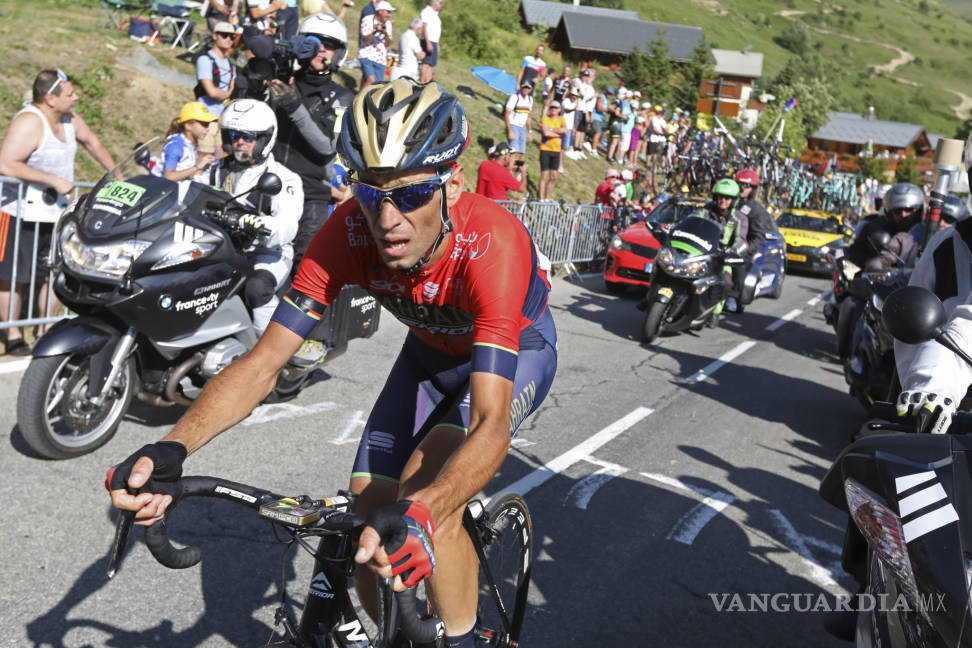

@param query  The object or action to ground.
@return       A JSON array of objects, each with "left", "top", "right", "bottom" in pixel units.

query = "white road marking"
[
  {"left": 767, "top": 508, "right": 841, "bottom": 589},
  {"left": 765, "top": 309, "right": 802, "bottom": 332},
  {"left": 242, "top": 401, "right": 339, "bottom": 426},
  {"left": 641, "top": 472, "right": 735, "bottom": 545},
  {"left": 493, "top": 407, "right": 653, "bottom": 498},
  {"left": 688, "top": 341, "right": 757, "bottom": 383},
  {"left": 563, "top": 457, "right": 628, "bottom": 510},
  {"left": 331, "top": 410, "right": 366, "bottom": 445},
  {"left": 807, "top": 289, "right": 831, "bottom": 307},
  {"left": 511, "top": 438, "right": 536, "bottom": 449}
]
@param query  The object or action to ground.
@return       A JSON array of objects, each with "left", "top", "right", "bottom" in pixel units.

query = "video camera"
[{"left": 237, "top": 41, "right": 295, "bottom": 100}]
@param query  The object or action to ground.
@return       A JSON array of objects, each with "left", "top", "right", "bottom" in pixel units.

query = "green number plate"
[{"left": 96, "top": 181, "right": 146, "bottom": 207}]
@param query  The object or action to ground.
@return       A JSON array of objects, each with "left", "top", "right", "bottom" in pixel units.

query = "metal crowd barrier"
[
  {"left": 497, "top": 200, "right": 614, "bottom": 280},
  {"left": 0, "top": 176, "right": 94, "bottom": 332}
]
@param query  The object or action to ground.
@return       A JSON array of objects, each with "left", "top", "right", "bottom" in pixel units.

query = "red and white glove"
[{"left": 364, "top": 500, "right": 436, "bottom": 588}]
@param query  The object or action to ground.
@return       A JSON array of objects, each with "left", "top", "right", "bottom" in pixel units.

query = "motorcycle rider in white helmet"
[
  {"left": 211, "top": 98, "right": 303, "bottom": 335},
  {"left": 893, "top": 139, "right": 972, "bottom": 436}
]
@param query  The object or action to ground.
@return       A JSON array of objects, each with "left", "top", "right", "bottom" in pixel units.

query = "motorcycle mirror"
[
  {"left": 257, "top": 173, "right": 282, "bottom": 197},
  {"left": 868, "top": 229, "right": 892, "bottom": 252},
  {"left": 881, "top": 286, "right": 946, "bottom": 344}
]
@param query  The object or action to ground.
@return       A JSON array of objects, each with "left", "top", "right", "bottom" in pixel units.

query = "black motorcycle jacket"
[
  {"left": 273, "top": 70, "right": 354, "bottom": 203},
  {"left": 847, "top": 213, "right": 920, "bottom": 270},
  {"left": 735, "top": 197, "right": 769, "bottom": 257}
]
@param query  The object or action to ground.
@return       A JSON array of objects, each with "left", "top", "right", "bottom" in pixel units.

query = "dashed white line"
[
  {"left": 494, "top": 407, "right": 653, "bottom": 498},
  {"left": 765, "top": 309, "right": 803, "bottom": 332},
  {"left": 688, "top": 341, "right": 757, "bottom": 383}
]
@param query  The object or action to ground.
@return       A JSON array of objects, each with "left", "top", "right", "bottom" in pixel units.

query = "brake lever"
[{"left": 107, "top": 509, "right": 135, "bottom": 579}]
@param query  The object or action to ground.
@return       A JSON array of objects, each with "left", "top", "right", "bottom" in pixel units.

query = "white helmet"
[
  {"left": 220, "top": 99, "right": 278, "bottom": 164},
  {"left": 297, "top": 13, "right": 348, "bottom": 72}
]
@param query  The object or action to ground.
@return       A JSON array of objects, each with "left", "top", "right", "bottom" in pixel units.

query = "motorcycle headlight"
[
  {"left": 818, "top": 245, "right": 830, "bottom": 257},
  {"left": 59, "top": 221, "right": 151, "bottom": 280},
  {"left": 657, "top": 247, "right": 674, "bottom": 267},
  {"left": 681, "top": 259, "right": 709, "bottom": 277},
  {"left": 611, "top": 235, "right": 631, "bottom": 252},
  {"left": 151, "top": 242, "right": 218, "bottom": 271},
  {"left": 844, "top": 478, "right": 920, "bottom": 604}
]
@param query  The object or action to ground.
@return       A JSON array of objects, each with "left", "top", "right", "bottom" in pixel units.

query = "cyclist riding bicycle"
[{"left": 106, "top": 78, "right": 558, "bottom": 648}]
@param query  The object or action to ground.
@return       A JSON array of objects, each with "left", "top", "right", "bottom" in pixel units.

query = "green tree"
[
  {"left": 857, "top": 155, "right": 889, "bottom": 180},
  {"left": 621, "top": 35, "right": 674, "bottom": 106},
  {"left": 776, "top": 21, "right": 812, "bottom": 54},
  {"left": 673, "top": 39, "right": 715, "bottom": 112},
  {"left": 895, "top": 151, "right": 920, "bottom": 183}
]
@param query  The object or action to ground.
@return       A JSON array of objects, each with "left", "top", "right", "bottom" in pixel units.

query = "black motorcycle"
[
  {"left": 821, "top": 286, "right": 972, "bottom": 646},
  {"left": 842, "top": 267, "right": 910, "bottom": 409},
  {"left": 639, "top": 214, "right": 744, "bottom": 343},
  {"left": 17, "top": 139, "right": 379, "bottom": 459}
]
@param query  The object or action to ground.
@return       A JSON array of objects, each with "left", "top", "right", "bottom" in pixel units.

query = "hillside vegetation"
[{"left": 2, "top": 0, "right": 971, "bottom": 203}]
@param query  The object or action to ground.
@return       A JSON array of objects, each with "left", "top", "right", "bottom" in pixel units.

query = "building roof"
[
  {"left": 927, "top": 133, "right": 946, "bottom": 152},
  {"left": 520, "top": 0, "right": 639, "bottom": 27},
  {"left": 553, "top": 12, "right": 704, "bottom": 61},
  {"left": 810, "top": 112, "right": 926, "bottom": 149},
  {"left": 711, "top": 48, "right": 763, "bottom": 79}
]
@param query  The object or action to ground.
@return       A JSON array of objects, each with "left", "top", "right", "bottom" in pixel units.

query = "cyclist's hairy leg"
[
  {"left": 397, "top": 424, "right": 479, "bottom": 637},
  {"left": 349, "top": 475, "right": 399, "bottom": 621}
]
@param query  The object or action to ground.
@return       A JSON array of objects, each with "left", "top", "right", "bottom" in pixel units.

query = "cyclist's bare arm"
[{"left": 108, "top": 322, "right": 304, "bottom": 525}]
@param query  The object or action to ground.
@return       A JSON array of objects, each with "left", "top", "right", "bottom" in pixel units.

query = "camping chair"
[
  {"left": 149, "top": 0, "right": 201, "bottom": 49},
  {"left": 99, "top": 0, "right": 150, "bottom": 29}
]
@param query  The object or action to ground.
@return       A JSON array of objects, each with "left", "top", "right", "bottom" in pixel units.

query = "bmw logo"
[{"left": 159, "top": 295, "right": 173, "bottom": 310}]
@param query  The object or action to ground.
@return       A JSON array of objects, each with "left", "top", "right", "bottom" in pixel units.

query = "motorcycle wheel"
[
  {"left": 642, "top": 300, "right": 668, "bottom": 344},
  {"left": 17, "top": 354, "right": 135, "bottom": 459},
  {"left": 835, "top": 298, "right": 859, "bottom": 359},
  {"left": 771, "top": 266, "right": 785, "bottom": 299}
]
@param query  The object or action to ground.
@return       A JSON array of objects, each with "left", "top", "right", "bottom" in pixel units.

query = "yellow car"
[{"left": 775, "top": 209, "right": 852, "bottom": 274}]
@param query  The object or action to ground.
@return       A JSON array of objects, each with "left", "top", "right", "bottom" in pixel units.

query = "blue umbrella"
[{"left": 471, "top": 66, "right": 517, "bottom": 96}]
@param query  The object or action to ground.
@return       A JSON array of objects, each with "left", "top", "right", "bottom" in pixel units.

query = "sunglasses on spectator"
[
  {"left": 46, "top": 69, "right": 69, "bottom": 96},
  {"left": 215, "top": 31, "right": 235, "bottom": 38},
  {"left": 226, "top": 130, "right": 258, "bottom": 142},
  {"left": 350, "top": 170, "right": 453, "bottom": 212}
]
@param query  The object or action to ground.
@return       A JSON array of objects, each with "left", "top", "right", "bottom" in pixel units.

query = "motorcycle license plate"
[
  {"left": 644, "top": 262, "right": 652, "bottom": 272},
  {"left": 658, "top": 286, "right": 674, "bottom": 298},
  {"left": 787, "top": 253, "right": 807, "bottom": 263}
]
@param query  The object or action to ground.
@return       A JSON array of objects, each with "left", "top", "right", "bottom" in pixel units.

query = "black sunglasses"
[
  {"left": 350, "top": 170, "right": 452, "bottom": 213},
  {"left": 226, "top": 130, "right": 257, "bottom": 142}
]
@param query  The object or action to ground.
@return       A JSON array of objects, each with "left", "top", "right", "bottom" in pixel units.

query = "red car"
[{"left": 603, "top": 198, "right": 707, "bottom": 293}]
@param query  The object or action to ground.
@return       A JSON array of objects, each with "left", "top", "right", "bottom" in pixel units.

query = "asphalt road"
[{"left": 0, "top": 270, "right": 865, "bottom": 647}]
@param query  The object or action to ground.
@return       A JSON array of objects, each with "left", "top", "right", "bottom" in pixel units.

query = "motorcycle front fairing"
[{"left": 821, "top": 433, "right": 972, "bottom": 645}]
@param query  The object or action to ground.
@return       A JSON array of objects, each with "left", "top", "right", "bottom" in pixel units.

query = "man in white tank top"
[{"left": 0, "top": 69, "right": 116, "bottom": 354}]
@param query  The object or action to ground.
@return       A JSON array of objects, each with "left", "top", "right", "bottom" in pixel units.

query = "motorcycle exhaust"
[{"left": 162, "top": 352, "right": 205, "bottom": 407}]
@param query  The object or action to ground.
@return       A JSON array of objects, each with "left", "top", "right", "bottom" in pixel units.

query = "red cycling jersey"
[{"left": 271, "top": 191, "right": 555, "bottom": 381}]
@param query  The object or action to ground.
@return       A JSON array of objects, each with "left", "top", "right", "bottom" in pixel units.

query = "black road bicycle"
[{"left": 107, "top": 476, "right": 533, "bottom": 647}]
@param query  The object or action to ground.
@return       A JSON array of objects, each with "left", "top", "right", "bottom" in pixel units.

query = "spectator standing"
[
  {"left": 419, "top": 0, "right": 442, "bottom": 83},
  {"left": 646, "top": 105, "right": 667, "bottom": 171},
  {"left": 605, "top": 90, "right": 630, "bottom": 164},
  {"left": 300, "top": 0, "right": 352, "bottom": 20},
  {"left": 515, "top": 44, "right": 546, "bottom": 91},
  {"left": 618, "top": 89, "right": 636, "bottom": 167},
  {"left": 159, "top": 102, "right": 218, "bottom": 183},
  {"left": 504, "top": 81, "right": 534, "bottom": 167},
  {"left": 476, "top": 143, "right": 527, "bottom": 200},
  {"left": 358, "top": 0, "right": 395, "bottom": 89},
  {"left": 549, "top": 66, "right": 572, "bottom": 108},
  {"left": 541, "top": 68, "right": 555, "bottom": 104},
  {"left": 628, "top": 114, "right": 644, "bottom": 168},
  {"left": 538, "top": 101, "right": 566, "bottom": 201},
  {"left": 390, "top": 18, "right": 425, "bottom": 80},
  {"left": 629, "top": 168, "right": 651, "bottom": 210},
  {"left": 205, "top": 0, "right": 240, "bottom": 31},
  {"left": 246, "top": 0, "right": 286, "bottom": 32},
  {"left": 195, "top": 22, "right": 238, "bottom": 117},
  {"left": 561, "top": 88, "right": 579, "bottom": 160},
  {"left": 588, "top": 85, "right": 611, "bottom": 158},
  {"left": 572, "top": 69, "right": 594, "bottom": 158},
  {"left": 0, "top": 69, "right": 116, "bottom": 353}
]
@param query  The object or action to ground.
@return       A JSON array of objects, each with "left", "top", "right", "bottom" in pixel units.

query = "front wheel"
[
  {"left": 473, "top": 492, "right": 532, "bottom": 648},
  {"left": 17, "top": 354, "right": 135, "bottom": 459},
  {"left": 642, "top": 299, "right": 668, "bottom": 344}
]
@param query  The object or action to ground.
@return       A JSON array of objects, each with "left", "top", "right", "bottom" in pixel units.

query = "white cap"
[
  {"left": 375, "top": 0, "right": 395, "bottom": 10},
  {"left": 621, "top": 169, "right": 633, "bottom": 181}
]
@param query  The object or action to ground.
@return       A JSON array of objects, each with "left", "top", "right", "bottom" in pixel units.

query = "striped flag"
[{"left": 782, "top": 98, "right": 799, "bottom": 113}]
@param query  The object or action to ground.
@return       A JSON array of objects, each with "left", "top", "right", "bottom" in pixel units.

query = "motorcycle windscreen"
[
  {"left": 667, "top": 215, "right": 723, "bottom": 257},
  {"left": 80, "top": 138, "right": 184, "bottom": 239}
]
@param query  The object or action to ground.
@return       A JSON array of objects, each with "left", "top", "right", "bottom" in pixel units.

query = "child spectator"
[{"left": 158, "top": 102, "right": 218, "bottom": 183}]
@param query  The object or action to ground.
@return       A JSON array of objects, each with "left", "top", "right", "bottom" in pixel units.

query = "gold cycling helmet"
[{"left": 338, "top": 79, "right": 470, "bottom": 176}]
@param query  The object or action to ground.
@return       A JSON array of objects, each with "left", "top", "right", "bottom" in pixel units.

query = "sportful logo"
[
  {"left": 174, "top": 222, "right": 205, "bottom": 243},
  {"left": 368, "top": 430, "right": 395, "bottom": 454},
  {"left": 308, "top": 571, "right": 334, "bottom": 599},
  {"left": 895, "top": 471, "right": 959, "bottom": 543}
]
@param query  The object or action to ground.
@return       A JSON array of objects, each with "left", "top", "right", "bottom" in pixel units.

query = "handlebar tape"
[{"left": 395, "top": 588, "right": 445, "bottom": 644}]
